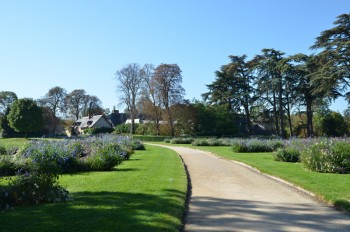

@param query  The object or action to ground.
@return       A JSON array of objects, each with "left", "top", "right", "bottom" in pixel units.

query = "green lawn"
[
  {"left": 0, "top": 138, "right": 28, "bottom": 148},
  {"left": 187, "top": 145, "right": 350, "bottom": 213},
  {"left": 0, "top": 145, "right": 187, "bottom": 232}
]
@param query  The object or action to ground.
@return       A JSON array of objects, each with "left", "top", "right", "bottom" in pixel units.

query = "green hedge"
[{"left": 132, "top": 135, "right": 172, "bottom": 142}]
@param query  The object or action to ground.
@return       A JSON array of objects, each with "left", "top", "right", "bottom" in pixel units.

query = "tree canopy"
[{"left": 8, "top": 98, "right": 43, "bottom": 137}]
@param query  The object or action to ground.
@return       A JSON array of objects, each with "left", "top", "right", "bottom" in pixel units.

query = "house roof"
[{"left": 75, "top": 115, "right": 112, "bottom": 128}]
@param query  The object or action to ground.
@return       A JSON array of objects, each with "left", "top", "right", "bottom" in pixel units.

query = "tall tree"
[
  {"left": 139, "top": 64, "right": 163, "bottom": 135},
  {"left": 0, "top": 91, "right": 17, "bottom": 116},
  {"left": 152, "top": 64, "right": 185, "bottom": 136},
  {"left": 8, "top": 98, "right": 43, "bottom": 138},
  {"left": 253, "top": 49, "right": 286, "bottom": 138},
  {"left": 65, "top": 89, "right": 87, "bottom": 120},
  {"left": 82, "top": 95, "right": 104, "bottom": 117},
  {"left": 115, "top": 63, "right": 145, "bottom": 134},
  {"left": 311, "top": 13, "right": 350, "bottom": 102},
  {"left": 203, "top": 55, "right": 256, "bottom": 134},
  {"left": 287, "top": 53, "right": 325, "bottom": 137},
  {"left": 38, "top": 86, "right": 66, "bottom": 134}
]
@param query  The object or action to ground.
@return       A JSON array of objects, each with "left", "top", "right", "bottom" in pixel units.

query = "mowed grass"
[
  {"left": 0, "top": 145, "right": 187, "bottom": 232},
  {"left": 188, "top": 146, "right": 350, "bottom": 213},
  {"left": 0, "top": 138, "right": 28, "bottom": 148}
]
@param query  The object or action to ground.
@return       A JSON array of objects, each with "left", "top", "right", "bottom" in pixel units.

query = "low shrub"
[
  {"left": 273, "top": 148, "right": 301, "bottom": 162},
  {"left": 0, "top": 146, "right": 6, "bottom": 155},
  {"left": 85, "top": 143, "right": 124, "bottom": 171},
  {"left": 301, "top": 140, "right": 350, "bottom": 174},
  {"left": 133, "top": 135, "right": 172, "bottom": 142},
  {"left": 191, "top": 138, "right": 229, "bottom": 146},
  {"left": 85, "top": 127, "right": 114, "bottom": 135},
  {"left": 170, "top": 137, "right": 194, "bottom": 144},
  {"left": 7, "top": 173, "right": 70, "bottom": 206},
  {"left": 0, "top": 155, "right": 16, "bottom": 176},
  {"left": 232, "top": 139, "right": 283, "bottom": 152}
]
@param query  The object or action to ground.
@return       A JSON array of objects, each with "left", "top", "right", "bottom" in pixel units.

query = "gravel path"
[{"left": 156, "top": 145, "right": 350, "bottom": 232}]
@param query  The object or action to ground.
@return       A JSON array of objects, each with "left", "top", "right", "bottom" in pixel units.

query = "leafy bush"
[
  {"left": 301, "top": 140, "right": 350, "bottom": 173},
  {"left": 7, "top": 173, "right": 70, "bottom": 206},
  {"left": 273, "top": 148, "right": 301, "bottom": 162},
  {"left": 85, "top": 127, "right": 114, "bottom": 135},
  {"left": 0, "top": 155, "right": 16, "bottom": 176},
  {"left": 85, "top": 143, "right": 124, "bottom": 171},
  {"left": 0, "top": 146, "right": 6, "bottom": 155}
]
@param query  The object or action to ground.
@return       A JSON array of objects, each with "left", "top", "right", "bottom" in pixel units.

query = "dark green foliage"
[
  {"left": 0, "top": 146, "right": 6, "bottom": 155},
  {"left": 7, "top": 173, "right": 70, "bottom": 206},
  {"left": 85, "top": 127, "right": 114, "bottom": 135},
  {"left": 114, "top": 124, "right": 133, "bottom": 134},
  {"left": 0, "top": 108, "right": 19, "bottom": 138},
  {"left": 321, "top": 112, "right": 348, "bottom": 137},
  {"left": 0, "top": 155, "right": 16, "bottom": 176},
  {"left": 302, "top": 140, "right": 350, "bottom": 173},
  {"left": 273, "top": 148, "right": 301, "bottom": 162},
  {"left": 133, "top": 135, "right": 171, "bottom": 142},
  {"left": 8, "top": 98, "right": 43, "bottom": 136}
]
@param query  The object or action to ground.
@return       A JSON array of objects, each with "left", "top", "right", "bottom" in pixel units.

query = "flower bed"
[{"left": 0, "top": 135, "right": 145, "bottom": 211}]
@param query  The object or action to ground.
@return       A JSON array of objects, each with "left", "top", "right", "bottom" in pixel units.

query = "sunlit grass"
[
  {"left": 0, "top": 145, "right": 187, "bottom": 232},
  {"left": 0, "top": 138, "right": 28, "bottom": 148}
]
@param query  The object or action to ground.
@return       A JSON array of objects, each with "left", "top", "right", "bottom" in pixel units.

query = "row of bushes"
[
  {"left": 164, "top": 137, "right": 350, "bottom": 174},
  {"left": 0, "top": 136, "right": 144, "bottom": 176},
  {"left": 274, "top": 139, "right": 350, "bottom": 174},
  {"left": 0, "top": 135, "right": 145, "bottom": 210}
]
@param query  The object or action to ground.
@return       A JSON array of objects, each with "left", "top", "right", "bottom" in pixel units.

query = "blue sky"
[{"left": 0, "top": 0, "right": 348, "bottom": 113}]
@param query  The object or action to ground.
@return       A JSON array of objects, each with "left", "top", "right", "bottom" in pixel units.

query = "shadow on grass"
[
  {"left": 186, "top": 196, "right": 350, "bottom": 231},
  {"left": 0, "top": 190, "right": 186, "bottom": 232}
]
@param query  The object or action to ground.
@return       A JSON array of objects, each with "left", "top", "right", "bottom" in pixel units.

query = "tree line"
[
  {"left": 0, "top": 88, "right": 105, "bottom": 137},
  {"left": 1, "top": 13, "right": 349, "bottom": 138},
  {"left": 116, "top": 13, "right": 350, "bottom": 138}
]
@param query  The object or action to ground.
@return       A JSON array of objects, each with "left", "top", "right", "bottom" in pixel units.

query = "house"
[
  {"left": 107, "top": 110, "right": 129, "bottom": 127},
  {"left": 72, "top": 115, "right": 113, "bottom": 135}
]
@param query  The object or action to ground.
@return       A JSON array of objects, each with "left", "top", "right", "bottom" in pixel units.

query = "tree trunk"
[
  {"left": 272, "top": 91, "right": 280, "bottom": 136},
  {"left": 306, "top": 98, "right": 314, "bottom": 138},
  {"left": 278, "top": 75, "right": 285, "bottom": 139},
  {"left": 243, "top": 103, "right": 252, "bottom": 135},
  {"left": 286, "top": 102, "right": 293, "bottom": 137}
]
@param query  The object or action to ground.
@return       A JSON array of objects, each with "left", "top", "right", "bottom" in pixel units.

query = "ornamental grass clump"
[
  {"left": 170, "top": 137, "right": 194, "bottom": 144},
  {"left": 301, "top": 139, "right": 350, "bottom": 174},
  {"left": 232, "top": 139, "right": 283, "bottom": 152}
]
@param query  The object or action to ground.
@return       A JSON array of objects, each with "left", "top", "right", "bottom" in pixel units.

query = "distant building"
[
  {"left": 72, "top": 115, "right": 113, "bottom": 135},
  {"left": 107, "top": 110, "right": 129, "bottom": 127}
]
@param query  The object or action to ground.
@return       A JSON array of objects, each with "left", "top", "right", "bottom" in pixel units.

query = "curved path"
[{"left": 157, "top": 145, "right": 350, "bottom": 232}]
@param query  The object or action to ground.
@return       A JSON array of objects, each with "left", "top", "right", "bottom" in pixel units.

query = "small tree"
[{"left": 8, "top": 98, "right": 43, "bottom": 137}]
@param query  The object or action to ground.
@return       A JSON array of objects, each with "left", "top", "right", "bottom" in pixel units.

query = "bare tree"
[
  {"left": 38, "top": 86, "right": 67, "bottom": 134},
  {"left": 153, "top": 64, "right": 185, "bottom": 136},
  {"left": 82, "top": 95, "right": 104, "bottom": 117},
  {"left": 115, "top": 63, "right": 145, "bottom": 134},
  {"left": 65, "top": 89, "right": 87, "bottom": 120},
  {"left": 139, "top": 64, "right": 163, "bottom": 135}
]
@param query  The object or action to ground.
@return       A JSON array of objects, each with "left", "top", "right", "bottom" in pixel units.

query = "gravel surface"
[{"left": 157, "top": 145, "right": 350, "bottom": 232}]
